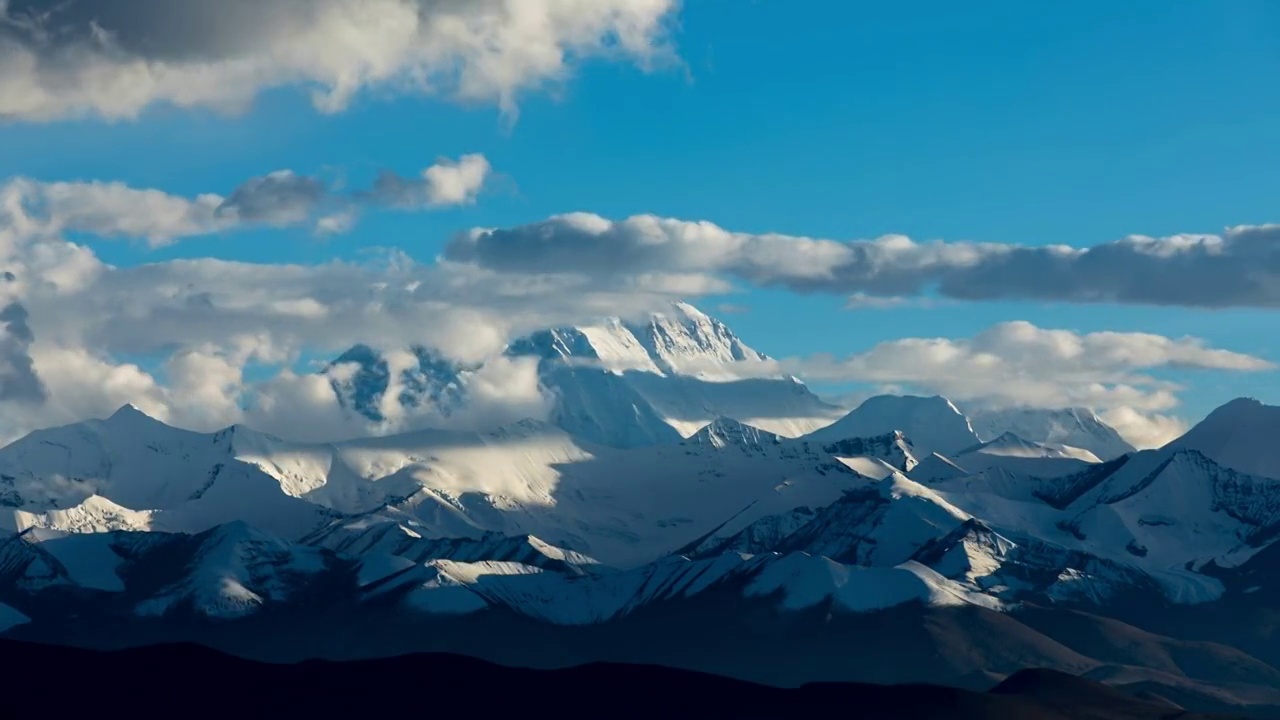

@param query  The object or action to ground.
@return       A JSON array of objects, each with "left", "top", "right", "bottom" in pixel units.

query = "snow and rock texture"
[
  {"left": 802, "top": 395, "right": 981, "bottom": 458},
  {"left": 967, "top": 407, "right": 1136, "bottom": 462},
  {"left": 392, "top": 551, "right": 998, "bottom": 625},
  {"left": 319, "top": 420, "right": 866, "bottom": 568},
  {"left": 0, "top": 406, "right": 871, "bottom": 569},
  {"left": 133, "top": 521, "right": 333, "bottom": 619},
  {"left": 809, "top": 430, "right": 918, "bottom": 479},
  {"left": 326, "top": 302, "right": 846, "bottom": 446},
  {"left": 0, "top": 410, "right": 337, "bottom": 540},
  {"left": 304, "top": 520, "right": 603, "bottom": 576}
]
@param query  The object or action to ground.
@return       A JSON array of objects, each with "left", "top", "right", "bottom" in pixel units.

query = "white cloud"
[
  {"left": 1097, "top": 407, "right": 1189, "bottom": 450},
  {"left": 0, "top": 0, "right": 679, "bottom": 122},
  {"left": 0, "top": 154, "right": 492, "bottom": 247},
  {"left": 391, "top": 153, "right": 492, "bottom": 208},
  {"left": 447, "top": 213, "right": 1280, "bottom": 309},
  {"left": 761, "top": 322, "right": 1273, "bottom": 448}
]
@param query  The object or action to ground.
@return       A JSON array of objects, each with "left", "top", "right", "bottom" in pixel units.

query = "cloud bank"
[
  {"left": 448, "top": 213, "right": 1280, "bottom": 308},
  {"left": 0, "top": 0, "right": 679, "bottom": 121},
  {"left": 0, "top": 172, "right": 1274, "bottom": 449}
]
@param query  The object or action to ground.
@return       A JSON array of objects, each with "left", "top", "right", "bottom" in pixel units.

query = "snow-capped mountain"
[
  {"left": 0, "top": 396, "right": 1278, "bottom": 713},
  {"left": 0, "top": 408, "right": 873, "bottom": 568},
  {"left": 323, "top": 302, "right": 846, "bottom": 446},
  {"left": 801, "top": 395, "right": 981, "bottom": 458},
  {"left": 0, "top": 406, "right": 336, "bottom": 538},
  {"left": 967, "top": 407, "right": 1136, "bottom": 462}
]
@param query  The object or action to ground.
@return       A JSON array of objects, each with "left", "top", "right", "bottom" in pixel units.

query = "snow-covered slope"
[
  {"left": 967, "top": 407, "right": 1135, "bottom": 461},
  {"left": 962, "top": 433, "right": 1101, "bottom": 463},
  {"left": 133, "top": 522, "right": 333, "bottom": 619},
  {"left": 395, "top": 551, "right": 997, "bottom": 625},
  {"left": 1167, "top": 397, "right": 1280, "bottom": 479},
  {"left": 801, "top": 395, "right": 980, "bottom": 458},
  {"left": 802, "top": 430, "right": 918, "bottom": 479},
  {"left": 909, "top": 519, "right": 1161, "bottom": 604},
  {"left": 303, "top": 519, "right": 603, "bottom": 576},
  {"left": 910, "top": 433, "right": 1100, "bottom": 482},
  {"left": 0, "top": 413, "right": 337, "bottom": 539},
  {"left": 323, "top": 419, "right": 867, "bottom": 568},
  {"left": 0, "top": 408, "right": 872, "bottom": 568}
]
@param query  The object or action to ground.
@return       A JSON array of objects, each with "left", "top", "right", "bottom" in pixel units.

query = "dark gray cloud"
[
  {"left": 445, "top": 214, "right": 1280, "bottom": 308},
  {"left": 0, "top": 0, "right": 679, "bottom": 121},
  {"left": 216, "top": 171, "right": 331, "bottom": 226},
  {"left": 0, "top": 301, "right": 46, "bottom": 403},
  {"left": 2, "top": 0, "right": 312, "bottom": 60}
]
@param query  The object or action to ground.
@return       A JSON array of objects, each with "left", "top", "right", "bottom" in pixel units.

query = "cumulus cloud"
[
  {"left": 371, "top": 153, "right": 492, "bottom": 209},
  {"left": 1, "top": 153, "right": 492, "bottom": 246},
  {"left": 1097, "top": 407, "right": 1189, "bottom": 451},
  {"left": 0, "top": 0, "right": 679, "bottom": 122},
  {"left": 753, "top": 322, "right": 1273, "bottom": 448},
  {"left": 654, "top": 320, "right": 1273, "bottom": 448},
  {"left": 447, "top": 213, "right": 1280, "bottom": 309}
]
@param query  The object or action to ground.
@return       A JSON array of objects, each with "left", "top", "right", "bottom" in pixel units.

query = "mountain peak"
[
  {"left": 966, "top": 406, "right": 1134, "bottom": 461},
  {"left": 106, "top": 403, "right": 162, "bottom": 424},
  {"left": 689, "top": 417, "right": 780, "bottom": 449},
  {"left": 1170, "top": 396, "right": 1280, "bottom": 478},
  {"left": 804, "top": 394, "right": 979, "bottom": 457}
]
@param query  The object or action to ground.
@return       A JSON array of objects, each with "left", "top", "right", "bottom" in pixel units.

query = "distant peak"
[
  {"left": 669, "top": 300, "right": 707, "bottom": 319},
  {"left": 1217, "top": 397, "right": 1264, "bottom": 412},
  {"left": 690, "top": 417, "right": 780, "bottom": 449},
  {"left": 988, "top": 431, "right": 1035, "bottom": 447},
  {"left": 106, "top": 403, "right": 160, "bottom": 423}
]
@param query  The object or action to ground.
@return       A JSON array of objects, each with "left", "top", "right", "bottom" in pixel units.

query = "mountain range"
[{"left": 0, "top": 303, "right": 1277, "bottom": 716}]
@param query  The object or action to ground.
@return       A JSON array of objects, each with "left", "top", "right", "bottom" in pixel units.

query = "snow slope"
[
  {"left": 396, "top": 551, "right": 998, "bottom": 624},
  {"left": 1168, "top": 397, "right": 1280, "bottom": 479},
  {"left": 0, "top": 408, "right": 872, "bottom": 568},
  {"left": 0, "top": 412, "right": 336, "bottom": 539},
  {"left": 134, "top": 521, "right": 331, "bottom": 619},
  {"left": 325, "top": 419, "right": 867, "bottom": 567},
  {"left": 802, "top": 430, "right": 919, "bottom": 479},
  {"left": 967, "top": 407, "right": 1135, "bottom": 461},
  {"left": 802, "top": 395, "right": 980, "bottom": 458},
  {"left": 909, "top": 433, "right": 1100, "bottom": 482}
]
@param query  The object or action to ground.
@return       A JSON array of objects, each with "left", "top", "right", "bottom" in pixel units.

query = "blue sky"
[{"left": 0, "top": 0, "right": 1276, "bottom": 442}]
